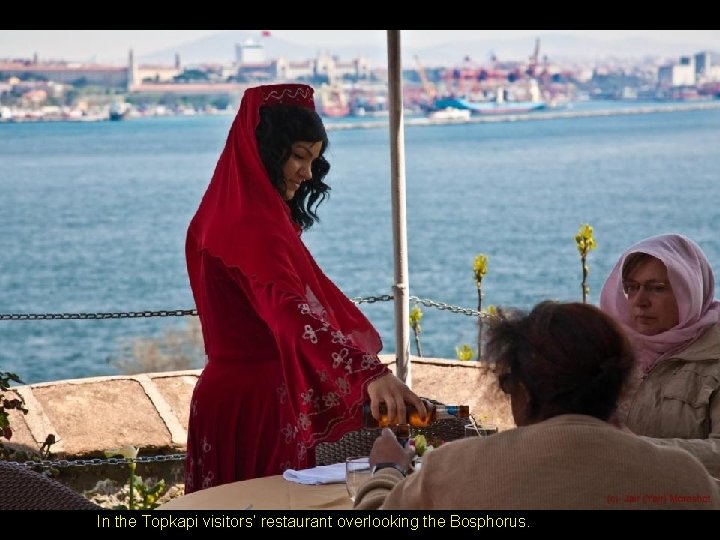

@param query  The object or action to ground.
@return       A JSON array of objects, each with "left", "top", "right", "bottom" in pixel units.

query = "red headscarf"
[{"left": 186, "top": 83, "right": 382, "bottom": 362}]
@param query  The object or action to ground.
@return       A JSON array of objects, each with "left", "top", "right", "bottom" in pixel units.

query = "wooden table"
[{"left": 158, "top": 474, "right": 353, "bottom": 510}]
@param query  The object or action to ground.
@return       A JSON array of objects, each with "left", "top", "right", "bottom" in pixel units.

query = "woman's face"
[
  {"left": 623, "top": 256, "right": 679, "bottom": 335},
  {"left": 281, "top": 140, "right": 322, "bottom": 200}
]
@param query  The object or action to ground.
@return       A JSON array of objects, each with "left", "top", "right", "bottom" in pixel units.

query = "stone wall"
[{"left": 4, "top": 355, "right": 512, "bottom": 490}]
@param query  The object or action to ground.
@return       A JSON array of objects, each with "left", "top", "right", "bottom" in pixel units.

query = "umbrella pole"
[{"left": 386, "top": 30, "right": 411, "bottom": 387}]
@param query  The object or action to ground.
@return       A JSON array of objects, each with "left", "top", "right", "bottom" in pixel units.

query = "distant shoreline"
[
  {"left": 326, "top": 100, "right": 720, "bottom": 131},
  {"left": 2, "top": 100, "right": 718, "bottom": 128}
]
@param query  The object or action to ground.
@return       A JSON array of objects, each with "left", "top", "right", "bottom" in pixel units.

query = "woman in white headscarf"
[{"left": 600, "top": 233, "right": 720, "bottom": 478}]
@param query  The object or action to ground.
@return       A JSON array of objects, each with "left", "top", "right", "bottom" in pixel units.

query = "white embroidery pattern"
[
  {"left": 202, "top": 470, "right": 215, "bottom": 490},
  {"left": 281, "top": 423, "right": 298, "bottom": 444},
  {"left": 361, "top": 353, "right": 381, "bottom": 370},
  {"left": 297, "top": 442, "right": 308, "bottom": 461},
  {"left": 300, "top": 388, "right": 314, "bottom": 405},
  {"left": 263, "top": 86, "right": 314, "bottom": 108},
  {"left": 202, "top": 437, "right": 211, "bottom": 453},
  {"left": 299, "top": 303, "right": 311, "bottom": 315},
  {"left": 302, "top": 324, "right": 318, "bottom": 343},
  {"left": 322, "top": 392, "right": 340, "bottom": 408},
  {"left": 331, "top": 329, "right": 348, "bottom": 345},
  {"left": 297, "top": 412, "right": 311, "bottom": 431},
  {"left": 335, "top": 377, "right": 350, "bottom": 396},
  {"left": 331, "top": 348, "right": 349, "bottom": 369}
]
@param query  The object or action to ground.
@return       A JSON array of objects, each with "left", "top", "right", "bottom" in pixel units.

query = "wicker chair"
[
  {"left": 0, "top": 461, "right": 102, "bottom": 510},
  {"left": 315, "top": 398, "right": 469, "bottom": 465},
  {"left": 315, "top": 428, "right": 380, "bottom": 466}
]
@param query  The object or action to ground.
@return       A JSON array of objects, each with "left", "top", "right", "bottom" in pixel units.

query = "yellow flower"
[
  {"left": 455, "top": 344, "right": 474, "bottom": 361},
  {"left": 409, "top": 305, "right": 423, "bottom": 331},
  {"left": 473, "top": 254, "right": 489, "bottom": 284},
  {"left": 575, "top": 223, "right": 597, "bottom": 256}
]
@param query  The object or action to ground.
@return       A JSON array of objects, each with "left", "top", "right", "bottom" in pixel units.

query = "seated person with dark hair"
[{"left": 354, "top": 301, "right": 720, "bottom": 510}]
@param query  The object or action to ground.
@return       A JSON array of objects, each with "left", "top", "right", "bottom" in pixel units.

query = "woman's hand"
[
  {"left": 369, "top": 427, "right": 415, "bottom": 471},
  {"left": 366, "top": 373, "right": 427, "bottom": 425}
]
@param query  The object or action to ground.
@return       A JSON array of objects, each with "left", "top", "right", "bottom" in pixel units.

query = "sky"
[{"left": 2, "top": 30, "right": 719, "bottom": 63}]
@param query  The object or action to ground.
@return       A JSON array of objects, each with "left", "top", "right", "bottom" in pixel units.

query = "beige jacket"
[
  {"left": 624, "top": 322, "right": 720, "bottom": 479},
  {"left": 354, "top": 415, "right": 720, "bottom": 510}
]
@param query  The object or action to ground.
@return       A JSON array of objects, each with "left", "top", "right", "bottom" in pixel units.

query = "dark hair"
[
  {"left": 255, "top": 105, "right": 331, "bottom": 230},
  {"left": 484, "top": 301, "right": 634, "bottom": 422},
  {"left": 621, "top": 252, "right": 655, "bottom": 281}
]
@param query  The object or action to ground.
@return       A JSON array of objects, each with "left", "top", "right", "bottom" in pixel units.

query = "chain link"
[
  {"left": 410, "top": 296, "right": 486, "bottom": 318},
  {"left": 0, "top": 297, "right": 487, "bottom": 320},
  {"left": 351, "top": 294, "right": 485, "bottom": 318},
  {"left": 0, "top": 309, "right": 197, "bottom": 321},
  {"left": 350, "top": 294, "right": 393, "bottom": 304},
  {"left": 13, "top": 453, "right": 187, "bottom": 469}
]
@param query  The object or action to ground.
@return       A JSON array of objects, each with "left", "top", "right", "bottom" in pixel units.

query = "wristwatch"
[{"left": 371, "top": 462, "right": 407, "bottom": 477}]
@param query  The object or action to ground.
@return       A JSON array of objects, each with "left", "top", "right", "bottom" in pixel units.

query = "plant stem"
[
  {"left": 128, "top": 463, "right": 136, "bottom": 510},
  {"left": 477, "top": 284, "right": 483, "bottom": 359},
  {"left": 414, "top": 332, "right": 423, "bottom": 357}
]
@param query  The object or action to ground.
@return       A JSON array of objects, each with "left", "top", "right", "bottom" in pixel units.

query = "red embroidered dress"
[{"left": 184, "top": 84, "right": 390, "bottom": 493}]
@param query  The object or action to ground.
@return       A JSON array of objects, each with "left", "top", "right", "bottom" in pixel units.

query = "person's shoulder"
[
  {"left": 674, "top": 322, "right": 720, "bottom": 364},
  {"left": 642, "top": 437, "right": 718, "bottom": 477}
]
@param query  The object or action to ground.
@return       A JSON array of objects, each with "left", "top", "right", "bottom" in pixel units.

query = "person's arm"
[
  {"left": 226, "top": 264, "right": 390, "bottom": 444},
  {"left": 354, "top": 468, "right": 406, "bottom": 509},
  {"left": 354, "top": 428, "right": 424, "bottom": 510}
]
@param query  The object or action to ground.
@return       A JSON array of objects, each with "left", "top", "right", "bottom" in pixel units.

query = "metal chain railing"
[
  {"left": 0, "top": 295, "right": 484, "bottom": 320},
  {"left": 410, "top": 295, "right": 483, "bottom": 318},
  {"left": 350, "top": 294, "right": 394, "bottom": 304},
  {"left": 0, "top": 309, "right": 197, "bottom": 321},
  {"left": 18, "top": 453, "right": 186, "bottom": 470},
  {"left": 2, "top": 294, "right": 485, "bottom": 470}
]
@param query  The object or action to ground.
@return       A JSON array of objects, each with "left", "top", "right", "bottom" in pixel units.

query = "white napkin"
[{"left": 282, "top": 463, "right": 347, "bottom": 485}]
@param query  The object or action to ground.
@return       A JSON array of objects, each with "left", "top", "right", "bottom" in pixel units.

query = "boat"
[
  {"left": 317, "top": 84, "right": 350, "bottom": 118},
  {"left": 108, "top": 101, "right": 131, "bottom": 121},
  {"left": 433, "top": 96, "right": 546, "bottom": 115},
  {"left": 434, "top": 80, "right": 546, "bottom": 115},
  {"left": 427, "top": 107, "right": 471, "bottom": 121},
  {"left": 320, "top": 102, "right": 350, "bottom": 118}
]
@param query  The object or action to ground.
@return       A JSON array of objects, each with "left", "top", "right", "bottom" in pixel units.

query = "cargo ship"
[{"left": 432, "top": 96, "right": 546, "bottom": 115}]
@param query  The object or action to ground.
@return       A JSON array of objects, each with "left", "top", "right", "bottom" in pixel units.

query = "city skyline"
[{"left": 2, "top": 30, "right": 719, "bottom": 64}]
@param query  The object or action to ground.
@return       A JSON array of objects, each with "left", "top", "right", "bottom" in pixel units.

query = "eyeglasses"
[{"left": 622, "top": 281, "right": 671, "bottom": 297}]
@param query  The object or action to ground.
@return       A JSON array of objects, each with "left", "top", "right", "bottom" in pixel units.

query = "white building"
[
  {"left": 658, "top": 55, "right": 696, "bottom": 87},
  {"left": 236, "top": 39, "right": 265, "bottom": 65},
  {"left": 695, "top": 51, "right": 720, "bottom": 83}
]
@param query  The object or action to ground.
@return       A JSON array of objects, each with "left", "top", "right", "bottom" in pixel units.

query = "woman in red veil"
[{"left": 184, "top": 84, "right": 425, "bottom": 493}]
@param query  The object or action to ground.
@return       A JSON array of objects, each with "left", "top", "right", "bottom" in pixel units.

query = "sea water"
[{"left": 1, "top": 103, "right": 719, "bottom": 383}]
